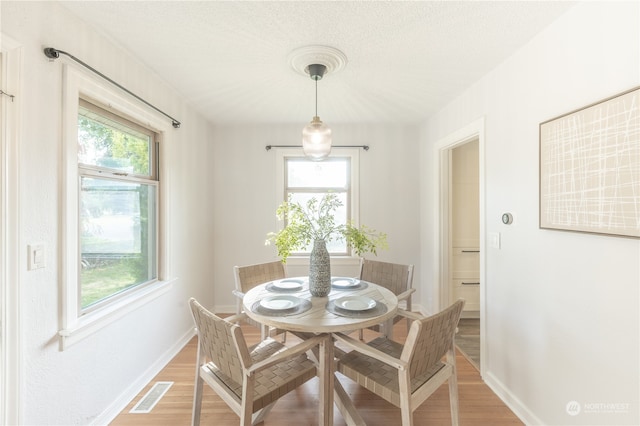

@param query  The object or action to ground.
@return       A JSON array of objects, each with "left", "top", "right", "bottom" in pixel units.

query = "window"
[
  {"left": 59, "top": 65, "right": 173, "bottom": 349},
  {"left": 278, "top": 148, "right": 360, "bottom": 257},
  {"left": 78, "top": 99, "right": 158, "bottom": 311}
]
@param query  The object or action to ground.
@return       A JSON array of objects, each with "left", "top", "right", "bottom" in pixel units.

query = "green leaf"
[{"left": 266, "top": 193, "right": 387, "bottom": 262}]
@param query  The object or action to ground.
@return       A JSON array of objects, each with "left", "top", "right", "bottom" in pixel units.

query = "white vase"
[{"left": 309, "top": 239, "right": 331, "bottom": 297}]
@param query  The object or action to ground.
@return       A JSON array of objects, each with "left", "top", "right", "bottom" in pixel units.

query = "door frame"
[
  {"left": 436, "top": 118, "right": 486, "bottom": 377},
  {"left": 1, "top": 34, "right": 22, "bottom": 426}
]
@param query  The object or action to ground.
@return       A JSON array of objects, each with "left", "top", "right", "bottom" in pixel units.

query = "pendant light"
[{"left": 302, "top": 64, "right": 332, "bottom": 161}]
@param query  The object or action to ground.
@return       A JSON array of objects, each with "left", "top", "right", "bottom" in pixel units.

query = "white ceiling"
[{"left": 59, "top": 1, "right": 575, "bottom": 125}]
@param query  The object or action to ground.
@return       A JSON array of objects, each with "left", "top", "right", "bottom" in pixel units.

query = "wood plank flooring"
[
  {"left": 110, "top": 319, "right": 523, "bottom": 426},
  {"left": 456, "top": 318, "right": 480, "bottom": 370}
]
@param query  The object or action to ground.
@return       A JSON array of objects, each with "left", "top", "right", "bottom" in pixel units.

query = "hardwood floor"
[
  {"left": 456, "top": 318, "right": 480, "bottom": 370},
  {"left": 110, "top": 319, "right": 522, "bottom": 426}
]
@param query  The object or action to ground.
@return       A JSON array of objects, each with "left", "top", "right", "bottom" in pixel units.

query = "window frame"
[
  {"left": 77, "top": 98, "right": 160, "bottom": 313},
  {"left": 60, "top": 65, "right": 174, "bottom": 350},
  {"left": 275, "top": 147, "right": 361, "bottom": 264}
]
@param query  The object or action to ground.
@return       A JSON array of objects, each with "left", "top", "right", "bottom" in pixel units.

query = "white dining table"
[{"left": 243, "top": 276, "right": 398, "bottom": 426}]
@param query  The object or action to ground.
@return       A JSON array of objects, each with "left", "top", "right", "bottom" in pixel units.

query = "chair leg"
[
  {"left": 191, "top": 374, "right": 204, "bottom": 426},
  {"left": 447, "top": 348, "right": 460, "bottom": 426},
  {"left": 400, "top": 406, "right": 414, "bottom": 426},
  {"left": 448, "top": 374, "right": 460, "bottom": 426},
  {"left": 235, "top": 299, "right": 243, "bottom": 321},
  {"left": 240, "top": 376, "right": 255, "bottom": 426},
  {"left": 399, "top": 371, "right": 413, "bottom": 426},
  {"left": 252, "top": 401, "right": 277, "bottom": 424},
  {"left": 334, "top": 379, "right": 366, "bottom": 425}
]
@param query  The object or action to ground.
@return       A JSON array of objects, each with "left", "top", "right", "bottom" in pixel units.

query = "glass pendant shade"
[{"left": 302, "top": 116, "right": 332, "bottom": 161}]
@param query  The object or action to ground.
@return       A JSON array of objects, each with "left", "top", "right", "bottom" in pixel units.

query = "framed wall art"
[{"left": 539, "top": 87, "right": 639, "bottom": 238}]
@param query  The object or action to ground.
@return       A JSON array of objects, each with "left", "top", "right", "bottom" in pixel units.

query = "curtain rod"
[
  {"left": 43, "top": 47, "right": 181, "bottom": 129},
  {"left": 265, "top": 145, "right": 369, "bottom": 151}
]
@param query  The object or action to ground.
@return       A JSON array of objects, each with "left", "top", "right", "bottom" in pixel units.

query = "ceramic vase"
[{"left": 309, "top": 239, "right": 331, "bottom": 297}]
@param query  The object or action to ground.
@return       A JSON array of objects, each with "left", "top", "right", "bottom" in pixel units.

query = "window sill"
[{"left": 58, "top": 278, "right": 176, "bottom": 351}]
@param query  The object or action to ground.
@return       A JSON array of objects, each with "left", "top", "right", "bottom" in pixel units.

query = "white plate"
[
  {"left": 272, "top": 279, "right": 304, "bottom": 291},
  {"left": 334, "top": 296, "right": 376, "bottom": 311},
  {"left": 331, "top": 277, "right": 360, "bottom": 288},
  {"left": 259, "top": 295, "right": 301, "bottom": 311}
]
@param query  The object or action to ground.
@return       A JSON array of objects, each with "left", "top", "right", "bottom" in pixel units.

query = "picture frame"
[{"left": 539, "top": 87, "right": 639, "bottom": 238}]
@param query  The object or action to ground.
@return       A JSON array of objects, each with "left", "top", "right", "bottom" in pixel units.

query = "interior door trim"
[{"left": 435, "top": 117, "right": 486, "bottom": 377}]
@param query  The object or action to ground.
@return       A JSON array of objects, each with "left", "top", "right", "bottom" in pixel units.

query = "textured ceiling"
[{"left": 59, "top": 1, "right": 575, "bottom": 125}]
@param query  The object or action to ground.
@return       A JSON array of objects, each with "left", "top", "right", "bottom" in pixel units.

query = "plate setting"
[
  {"left": 266, "top": 278, "right": 305, "bottom": 293},
  {"left": 326, "top": 296, "right": 387, "bottom": 318},
  {"left": 334, "top": 296, "right": 376, "bottom": 311},
  {"left": 259, "top": 295, "right": 302, "bottom": 311},
  {"left": 331, "top": 277, "right": 361, "bottom": 289},
  {"left": 272, "top": 278, "right": 304, "bottom": 291}
]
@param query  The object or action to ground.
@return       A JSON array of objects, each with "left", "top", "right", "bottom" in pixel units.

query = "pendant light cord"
[{"left": 315, "top": 78, "right": 318, "bottom": 117}]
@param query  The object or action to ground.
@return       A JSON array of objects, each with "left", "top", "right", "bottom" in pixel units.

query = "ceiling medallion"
[{"left": 287, "top": 45, "right": 348, "bottom": 77}]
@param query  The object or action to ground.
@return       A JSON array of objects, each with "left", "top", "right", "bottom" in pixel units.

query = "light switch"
[
  {"left": 488, "top": 232, "right": 501, "bottom": 249},
  {"left": 28, "top": 243, "right": 45, "bottom": 270}
]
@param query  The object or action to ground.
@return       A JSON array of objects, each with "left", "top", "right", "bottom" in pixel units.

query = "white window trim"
[
  {"left": 274, "top": 147, "right": 360, "bottom": 268},
  {"left": 59, "top": 65, "right": 174, "bottom": 350},
  {"left": 1, "top": 33, "right": 23, "bottom": 426}
]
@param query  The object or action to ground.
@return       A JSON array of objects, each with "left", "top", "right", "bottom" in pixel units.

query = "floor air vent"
[{"left": 129, "top": 381, "right": 174, "bottom": 414}]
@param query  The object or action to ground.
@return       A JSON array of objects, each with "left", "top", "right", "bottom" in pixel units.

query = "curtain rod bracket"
[
  {"left": 44, "top": 47, "right": 60, "bottom": 59},
  {"left": 43, "top": 47, "right": 181, "bottom": 129},
  {"left": 266, "top": 144, "right": 369, "bottom": 151}
]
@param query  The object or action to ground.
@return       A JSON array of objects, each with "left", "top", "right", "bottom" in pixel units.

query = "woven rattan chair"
[
  {"left": 233, "top": 261, "right": 286, "bottom": 340},
  {"left": 189, "top": 298, "right": 324, "bottom": 426},
  {"left": 334, "top": 299, "right": 465, "bottom": 426},
  {"left": 358, "top": 258, "right": 415, "bottom": 339}
]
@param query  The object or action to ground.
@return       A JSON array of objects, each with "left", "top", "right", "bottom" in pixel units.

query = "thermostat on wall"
[{"left": 501, "top": 213, "right": 513, "bottom": 225}]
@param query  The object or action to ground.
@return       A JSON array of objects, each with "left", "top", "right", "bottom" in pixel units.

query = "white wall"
[
  {"left": 211, "top": 123, "right": 421, "bottom": 312},
  {"left": 2, "top": 2, "right": 215, "bottom": 424},
  {"left": 421, "top": 2, "right": 639, "bottom": 425}
]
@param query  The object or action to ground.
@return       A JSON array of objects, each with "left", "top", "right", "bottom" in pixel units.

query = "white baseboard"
[
  {"left": 484, "top": 370, "right": 543, "bottom": 425},
  {"left": 91, "top": 327, "right": 196, "bottom": 425}
]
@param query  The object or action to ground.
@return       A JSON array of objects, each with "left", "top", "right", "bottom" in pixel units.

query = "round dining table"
[{"left": 243, "top": 276, "right": 398, "bottom": 426}]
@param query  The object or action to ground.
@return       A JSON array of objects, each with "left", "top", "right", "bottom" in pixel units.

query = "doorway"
[
  {"left": 449, "top": 139, "right": 480, "bottom": 369},
  {"left": 437, "top": 118, "right": 485, "bottom": 376}
]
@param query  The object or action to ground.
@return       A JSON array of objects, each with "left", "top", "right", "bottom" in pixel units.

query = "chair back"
[
  {"left": 360, "top": 259, "right": 414, "bottom": 296},
  {"left": 234, "top": 261, "right": 286, "bottom": 293},
  {"left": 189, "top": 298, "right": 248, "bottom": 385},
  {"left": 401, "top": 299, "right": 465, "bottom": 378}
]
